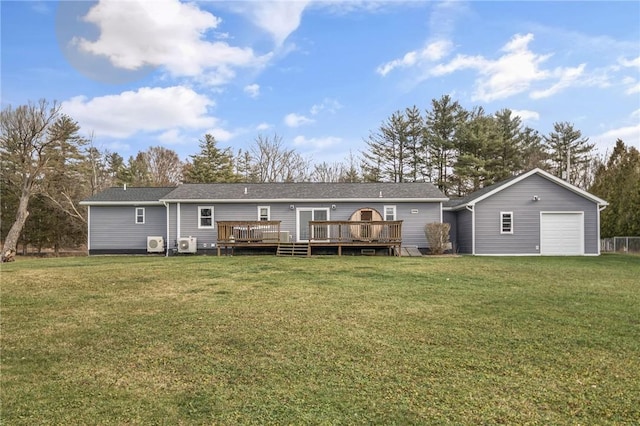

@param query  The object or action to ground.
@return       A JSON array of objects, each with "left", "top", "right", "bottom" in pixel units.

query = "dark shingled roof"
[
  {"left": 444, "top": 174, "right": 522, "bottom": 208},
  {"left": 81, "top": 187, "right": 176, "bottom": 204},
  {"left": 162, "top": 182, "right": 447, "bottom": 201}
]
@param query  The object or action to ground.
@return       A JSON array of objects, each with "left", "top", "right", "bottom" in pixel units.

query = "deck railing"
[
  {"left": 216, "top": 221, "right": 282, "bottom": 243},
  {"left": 308, "top": 220, "right": 402, "bottom": 243}
]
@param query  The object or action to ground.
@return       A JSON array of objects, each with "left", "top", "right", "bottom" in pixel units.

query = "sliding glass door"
[{"left": 297, "top": 208, "right": 329, "bottom": 242}]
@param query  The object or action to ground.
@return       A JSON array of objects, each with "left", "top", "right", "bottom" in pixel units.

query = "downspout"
[
  {"left": 177, "top": 202, "right": 181, "bottom": 243},
  {"left": 597, "top": 204, "right": 607, "bottom": 255},
  {"left": 162, "top": 201, "right": 169, "bottom": 257},
  {"left": 87, "top": 206, "right": 91, "bottom": 255},
  {"left": 466, "top": 204, "right": 475, "bottom": 255}
]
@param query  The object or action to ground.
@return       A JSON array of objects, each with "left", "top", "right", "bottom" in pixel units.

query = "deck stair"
[
  {"left": 277, "top": 242, "right": 310, "bottom": 257},
  {"left": 396, "top": 247, "right": 423, "bottom": 257}
]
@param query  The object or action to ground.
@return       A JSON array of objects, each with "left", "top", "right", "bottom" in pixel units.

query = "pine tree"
[
  {"left": 520, "top": 126, "right": 547, "bottom": 172},
  {"left": 488, "top": 109, "right": 523, "bottom": 182},
  {"left": 543, "top": 122, "right": 595, "bottom": 187},
  {"left": 404, "top": 106, "right": 426, "bottom": 182},
  {"left": 590, "top": 139, "right": 640, "bottom": 237},
  {"left": 183, "top": 134, "right": 237, "bottom": 183},
  {"left": 362, "top": 111, "right": 410, "bottom": 182},
  {"left": 425, "top": 95, "right": 467, "bottom": 194},
  {"left": 453, "top": 106, "right": 495, "bottom": 195}
]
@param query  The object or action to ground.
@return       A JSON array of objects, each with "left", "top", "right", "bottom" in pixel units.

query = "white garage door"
[{"left": 540, "top": 212, "right": 584, "bottom": 255}]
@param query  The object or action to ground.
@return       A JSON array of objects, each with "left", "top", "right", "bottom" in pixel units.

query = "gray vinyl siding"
[
  {"left": 172, "top": 202, "right": 441, "bottom": 248},
  {"left": 89, "top": 205, "right": 167, "bottom": 250},
  {"left": 456, "top": 209, "right": 473, "bottom": 254},
  {"left": 474, "top": 174, "right": 600, "bottom": 255},
  {"left": 442, "top": 210, "right": 457, "bottom": 252},
  {"left": 168, "top": 203, "right": 178, "bottom": 249}
]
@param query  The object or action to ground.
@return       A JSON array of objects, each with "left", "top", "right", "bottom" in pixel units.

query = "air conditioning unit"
[
  {"left": 178, "top": 237, "right": 197, "bottom": 254},
  {"left": 279, "top": 231, "right": 291, "bottom": 243},
  {"left": 147, "top": 236, "right": 164, "bottom": 253}
]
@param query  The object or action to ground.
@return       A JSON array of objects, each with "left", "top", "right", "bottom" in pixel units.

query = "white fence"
[{"left": 601, "top": 237, "right": 640, "bottom": 253}]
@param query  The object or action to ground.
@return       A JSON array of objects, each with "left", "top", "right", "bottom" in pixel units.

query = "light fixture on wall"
[
  {"left": 290, "top": 204, "right": 295, "bottom": 210},
  {"left": 532, "top": 195, "right": 540, "bottom": 201},
  {"left": 331, "top": 204, "right": 336, "bottom": 210}
]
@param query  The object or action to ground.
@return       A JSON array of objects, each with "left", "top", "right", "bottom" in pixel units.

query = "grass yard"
[{"left": 1, "top": 254, "right": 639, "bottom": 425}]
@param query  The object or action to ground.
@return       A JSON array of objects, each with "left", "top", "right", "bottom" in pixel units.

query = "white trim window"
[
  {"left": 135, "top": 207, "right": 145, "bottom": 224},
  {"left": 258, "top": 206, "right": 270, "bottom": 221},
  {"left": 500, "top": 211, "right": 514, "bottom": 234},
  {"left": 384, "top": 205, "right": 396, "bottom": 221},
  {"left": 198, "top": 206, "right": 214, "bottom": 229}
]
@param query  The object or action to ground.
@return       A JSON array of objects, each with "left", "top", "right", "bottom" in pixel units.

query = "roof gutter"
[
  {"left": 79, "top": 201, "right": 165, "bottom": 206},
  {"left": 159, "top": 197, "right": 450, "bottom": 203}
]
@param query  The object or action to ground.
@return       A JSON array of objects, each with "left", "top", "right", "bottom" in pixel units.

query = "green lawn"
[{"left": 1, "top": 255, "right": 639, "bottom": 425}]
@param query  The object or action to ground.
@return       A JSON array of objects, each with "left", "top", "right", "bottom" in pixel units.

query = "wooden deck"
[
  {"left": 216, "top": 220, "right": 403, "bottom": 256},
  {"left": 307, "top": 220, "right": 402, "bottom": 256}
]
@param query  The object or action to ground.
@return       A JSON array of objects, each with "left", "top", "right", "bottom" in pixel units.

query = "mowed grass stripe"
[{"left": 1, "top": 255, "right": 638, "bottom": 424}]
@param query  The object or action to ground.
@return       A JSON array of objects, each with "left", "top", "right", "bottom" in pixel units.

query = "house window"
[
  {"left": 501, "top": 212, "right": 513, "bottom": 234},
  {"left": 384, "top": 205, "right": 396, "bottom": 221},
  {"left": 258, "top": 206, "right": 270, "bottom": 221},
  {"left": 135, "top": 207, "right": 145, "bottom": 224},
  {"left": 198, "top": 206, "right": 214, "bottom": 229}
]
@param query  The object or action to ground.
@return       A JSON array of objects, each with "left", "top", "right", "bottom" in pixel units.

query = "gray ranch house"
[
  {"left": 80, "top": 168, "right": 607, "bottom": 256},
  {"left": 80, "top": 182, "right": 447, "bottom": 256},
  {"left": 443, "top": 168, "right": 608, "bottom": 256}
]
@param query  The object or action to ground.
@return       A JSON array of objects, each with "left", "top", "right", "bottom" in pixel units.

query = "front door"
[{"left": 297, "top": 208, "right": 329, "bottom": 242}]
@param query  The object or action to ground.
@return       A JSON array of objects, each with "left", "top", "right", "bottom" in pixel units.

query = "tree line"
[
  {"left": 1, "top": 98, "right": 638, "bottom": 259},
  {"left": 362, "top": 95, "right": 597, "bottom": 194}
]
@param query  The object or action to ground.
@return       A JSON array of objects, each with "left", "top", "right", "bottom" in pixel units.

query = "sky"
[{"left": 2, "top": 1, "right": 639, "bottom": 165}]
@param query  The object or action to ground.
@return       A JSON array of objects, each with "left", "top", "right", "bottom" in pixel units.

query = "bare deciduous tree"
[
  {"left": 1, "top": 100, "right": 84, "bottom": 261},
  {"left": 250, "top": 134, "right": 310, "bottom": 182},
  {"left": 144, "top": 146, "right": 183, "bottom": 186}
]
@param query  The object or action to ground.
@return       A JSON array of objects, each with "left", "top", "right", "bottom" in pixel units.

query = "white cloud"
[
  {"left": 427, "top": 33, "right": 593, "bottom": 102},
  {"left": 428, "top": 0, "right": 468, "bottom": 39},
  {"left": 530, "top": 64, "right": 586, "bottom": 99},
  {"left": 471, "top": 33, "right": 552, "bottom": 102},
  {"left": 158, "top": 129, "right": 182, "bottom": 144},
  {"left": 74, "top": 0, "right": 267, "bottom": 83},
  {"left": 430, "top": 54, "right": 487, "bottom": 76},
  {"left": 231, "top": 1, "right": 310, "bottom": 45},
  {"left": 61, "top": 86, "right": 216, "bottom": 138},
  {"left": 284, "top": 113, "right": 315, "bottom": 128},
  {"left": 256, "top": 122, "right": 272, "bottom": 131},
  {"left": 205, "top": 127, "right": 234, "bottom": 142},
  {"left": 244, "top": 84, "right": 260, "bottom": 98},
  {"left": 590, "top": 109, "right": 640, "bottom": 153},
  {"left": 378, "top": 31, "right": 609, "bottom": 103},
  {"left": 511, "top": 109, "right": 540, "bottom": 122},
  {"left": 377, "top": 39, "right": 453, "bottom": 76},
  {"left": 31, "top": 1, "right": 50, "bottom": 14},
  {"left": 619, "top": 56, "right": 640, "bottom": 69},
  {"left": 310, "top": 98, "right": 343, "bottom": 115},
  {"left": 293, "top": 135, "right": 341, "bottom": 149},
  {"left": 625, "top": 81, "right": 640, "bottom": 95},
  {"left": 591, "top": 123, "right": 640, "bottom": 153}
]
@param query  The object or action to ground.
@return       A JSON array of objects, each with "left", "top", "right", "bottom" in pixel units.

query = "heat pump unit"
[
  {"left": 147, "top": 236, "right": 164, "bottom": 253},
  {"left": 178, "top": 237, "right": 197, "bottom": 254},
  {"left": 279, "top": 231, "right": 291, "bottom": 243}
]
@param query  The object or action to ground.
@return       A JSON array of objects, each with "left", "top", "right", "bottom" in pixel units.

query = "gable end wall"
[
  {"left": 89, "top": 205, "right": 167, "bottom": 252},
  {"left": 474, "top": 174, "right": 599, "bottom": 255}
]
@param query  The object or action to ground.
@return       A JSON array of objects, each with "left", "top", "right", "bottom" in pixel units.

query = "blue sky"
[{"left": 2, "top": 1, "right": 639, "bottom": 165}]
